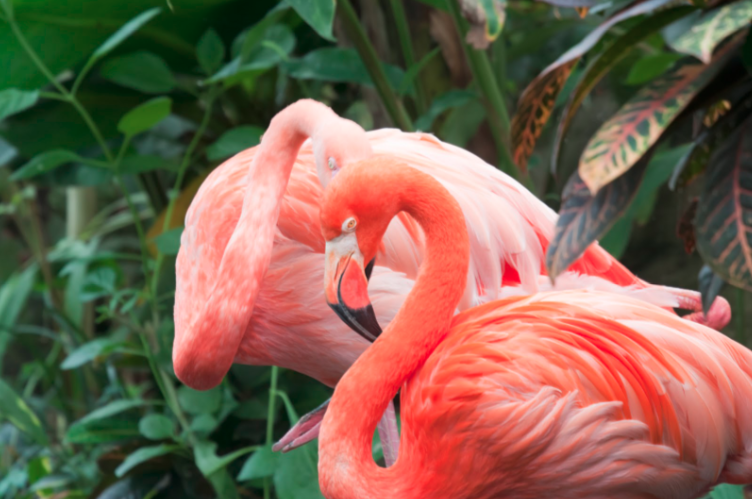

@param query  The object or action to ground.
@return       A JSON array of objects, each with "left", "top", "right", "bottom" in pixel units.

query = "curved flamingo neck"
[
  {"left": 319, "top": 167, "right": 470, "bottom": 498},
  {"left": 173, "top": 99, "right": 340, "bottom": 390}
]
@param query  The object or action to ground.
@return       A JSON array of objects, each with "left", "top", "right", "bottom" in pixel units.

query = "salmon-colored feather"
[{"left": 317, "top": 160, "right": 752, "bottom": 499}]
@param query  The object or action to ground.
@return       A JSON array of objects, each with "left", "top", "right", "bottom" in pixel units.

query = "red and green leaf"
[
  {"left": 550, "top": 6, "right": 694, "bottom": 173},
  {"left": 578, "top": 38, "right": 740, "bottom": 194},
  {"left": 670, "top": 0, "right": 752, "bottom": 63},
  {"left": 545, "top": 156, "right": 648, "bottom": 279},
  {"left": 695, "top": 115, "right": 752, "bottom": 291},
  {"left": 511, "top": 0, "right": 683, "bottom": 171}
]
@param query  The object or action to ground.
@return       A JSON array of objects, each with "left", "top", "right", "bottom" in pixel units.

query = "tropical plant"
[{"left": 512, "top": 0, "right": 752, "bottom": 326}]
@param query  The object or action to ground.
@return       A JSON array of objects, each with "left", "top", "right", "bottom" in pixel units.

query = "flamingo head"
[
  {"left": 313, "top": 118, "right": 373, "bottom": 189},
  {"left": 320, "top": 157, "right": 404, "bottom": 341}
]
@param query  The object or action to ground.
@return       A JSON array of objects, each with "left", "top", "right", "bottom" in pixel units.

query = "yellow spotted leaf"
[
  {"left": 578, "top": 37, "right": 741, "bottom": 194},
  {"left": 511, "top": 0, "right": 681, "bottom": 171},
  {"left": 670, "top": 0, "right": 752, "bottom": 63}
]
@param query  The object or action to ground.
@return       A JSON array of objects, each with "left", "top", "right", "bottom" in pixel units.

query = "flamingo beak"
[{"left": 324, "top": 238, "right": 382, "bottom": 342}]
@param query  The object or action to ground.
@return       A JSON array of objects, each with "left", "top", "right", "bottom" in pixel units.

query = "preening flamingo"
[
  {"left": 172, "top": 99, "right": 730, "bottom": 457},
  {"left": 318, "top": 157, "right": 752, "bottom": 499}
]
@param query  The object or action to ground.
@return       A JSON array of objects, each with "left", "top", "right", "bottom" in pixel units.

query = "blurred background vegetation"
[{"left": 0, "top": 0, "right": 750, "bottom": 497}]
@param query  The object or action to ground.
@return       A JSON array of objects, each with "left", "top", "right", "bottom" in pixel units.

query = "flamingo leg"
[{"left": 376, "top": 399, "right": 400, "bottom": 467}]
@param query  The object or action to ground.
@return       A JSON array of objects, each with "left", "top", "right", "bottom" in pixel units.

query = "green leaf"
[
  {"left": 0, "top": 89, "right": 39, "bottom": 122},
  {"left": 190, "top": 414, "right": 218, "bottom": 436},
  {"left": 206, "top": 469, "right": 240, "bottom": 499},
  {"left": 207, "top": 25, "right": 295, "bottom": 84},
  {"left": 579, "top": 42, "right": 737, "bottom": 194},
  {"left": 115, "top": 444, "right": 179, "bottom": 477},
  {"left": 197, "top": 28, "right": 225, "bottom": 75},
  {"left": 273, "top": 446, "right": 323, "bottom": 499},
  {"left": 91, "top": 7, "right": 162, "bottom": 61},
  {"left": 698, "top": 265, "right": 725, "bottom": 315},
  {"left": 152, "top": 226, "right": 184, "bottom": 256},
  {"left": 118, "top": 97, "right": 172, "bottom": 137},
  {"left": 551, "top": 6, "right": 692, "bottom": 173},
  {"left": 236, "top": 5, "right": 290, "bottom": 62},
  {"left": 512, "top": 0, "right": 680, "bottom": 171},
  {"left": 478, "top": 0, "right": 505, "bottom": 41},
  {"left": 177, "top": 385, "right": 222, "bottom": 415},
  {"left": 670, "top": 0, "right": 752, "bottom": 63},
  {"left": 194, "top": 440, "right": 257, "bottom": 477},
  {"left": 238, "top": 445, "right": 279, "bottom": 481},
  {"left": 546, "top": 156, "right": 649, "bottom": 279},
  {"left": 10, "top": 150, "right": 83, "bottom": 181},
  {"left": 0, "top": 0, "right": 14, "bottom": 18},
  {"left": 284, "top": 48, "right": 406, "bottom": 91},
  {"left": 0, "top": 377, "right": 48, "bottom": 445},
  {"left": 78, "top": 399, "right": 151, "bottom": 424},
  {"left": 61, "top": 337, "right": 128, "bottom": 370},
  {"left": 626, "top": 53, "right": 684, "bottom": 85},
  {"left": 0, "top": 264, "right": 37, "bottom": 369},
  {"left": 232, "top": 399, "right": 269, "bottom": 420},
  {"left": 100, "top": 51, "right": 176, "bottom": 94},
  {"left": 702, "top": 484, "right": 746, "bottom": 499},
  {"left": 696, "top": 116, "right": 752, "bottom": 291},
  {"left": 206, "top": 126, "right": 263, "bottom": 161},
  {"left": 66, "top": 417, "right": 140, "bottom": 444},
  {"left": 286, "top": 0, "right": 335, "bottom": 41},
  {"left": 138, "top": 413, "right": 175, "bottom": 440},
  {"left": 415, "top": 90, "right": 477, "bottom": 131}
]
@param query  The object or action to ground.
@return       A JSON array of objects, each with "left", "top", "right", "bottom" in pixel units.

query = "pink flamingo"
[
  {"left": 318, "top": 157, "right": 752, "bottom": 499},
  {"left": 172, "top": 99, "right": 730, "bottom": 459}
]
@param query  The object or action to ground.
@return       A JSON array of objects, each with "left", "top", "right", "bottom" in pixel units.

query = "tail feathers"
[{"left": 659, "top": 286, "right": 732, "bottom": 331}]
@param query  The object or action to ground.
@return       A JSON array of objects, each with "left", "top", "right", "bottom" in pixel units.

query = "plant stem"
[
  {"left": 445, "top": 0, "right": 516, "bottom": 176},
  {"left": 10, "top": 17, "right": 114, "bottom": 162},
  {"left": 338, "top": 0, "right": 414, "bottom": 131},
  {"left": 736, "top": 288, "right": 747, "bottom": 345},
  {"left": 389, "top": 0, "right": 428, "bottom": 115},
  {"left": 263, "top": 365, "right": 280, "bottom": 499}
]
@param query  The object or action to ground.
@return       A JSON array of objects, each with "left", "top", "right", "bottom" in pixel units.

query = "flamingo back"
[{"left": 399, "top": 290, "right": 752, "bottom": 498}]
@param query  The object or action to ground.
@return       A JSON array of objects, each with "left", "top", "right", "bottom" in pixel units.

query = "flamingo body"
[
  {"left": 175, "top": 122, "right": 727, "bottom": 389},
  {"left": 317, "top": 159, "right": 752, "bottom": 499}
]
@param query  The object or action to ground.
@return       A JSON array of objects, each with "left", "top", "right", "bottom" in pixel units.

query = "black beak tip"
[{"left": 328, "top": 301, "right": 382, "bottom": 343}]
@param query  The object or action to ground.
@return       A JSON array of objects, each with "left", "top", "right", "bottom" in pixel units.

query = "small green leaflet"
[
  {"left": 152, "top": 226, "right": 184, "bottom": 256},
  {"left": 92, "top": 8, "right": 162, "bottom": 61},
  {"left": 0, "top": 378, "right": 48, "bottom": 445},
  {"left": 0, "top": 89, "right": 38, "bottom": 122},
  {"left": 197, "top": 28, "right": 226, "bottom": 75},
  {"left": 118, "top": 97, "right": 172, "bottom": 137},
  {"left": 286, "top": 0, "right": 335, "bottom": 41},
  {"left": 115, "top": 444, "right": 180, "bottom": 477},
  {"left": 10, "top": 150, "right": 83, "bottom": 181},
  {"left": 100, "top": 51, "right": 176, "bottom": 94}
]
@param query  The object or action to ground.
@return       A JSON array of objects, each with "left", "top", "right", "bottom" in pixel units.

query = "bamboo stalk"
[
  {"left": 389, "top": 0, "right": 428, "bottom": 115},
  {"left": 339, "top": 0, "right": 414, "bottom": 131}
]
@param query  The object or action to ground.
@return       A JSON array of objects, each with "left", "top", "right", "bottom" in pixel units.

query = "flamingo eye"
[
  {"left": 328, "top": 157, "right": 338, "bottom": 170},
  {"left": 342, "top": 217, "right": 357, "bottom": 232}
]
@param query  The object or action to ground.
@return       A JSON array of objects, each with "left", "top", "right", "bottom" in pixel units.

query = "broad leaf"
[
  {"left": 152, "top": 226, "right": 183, "bottom": 256},
  {"left": 61, "top": 337, "right": 132, "bottom": 370},
  {"left": 284, "top": 48, "right": 406, "bottom": 92},
  {"left": 670, "top": 0, "right": 752, "bottom": 63},
  {"left": 0, "top": 378, "right": 48, "bottom": 445},
  {"left": 115, "top": 444, "right": 179, "bottom": 477},
  {"left": 0, "top": 88, "right": 38, "bottom": 122},
  {"left": 138, "top": 414, "right": 175, "bottom": 440},
  {"left": 415, "top": 90, "right": 476, "bottom": 131},
  {"left": 91, "top": 8, "right": 162, "bottom": 61},
  {"left": 546, "top": 157, "right": 648, "bottom": 279},
  {"left": 78, "top": 399, "right": 150, "bottom": 424},
  {"left": 66, "top": 417, "right": 140, "bottom": 444},
  {"left": 190, "top": 414, "right": 218, "bottom": 436},
  {"left": 696, "top": 116, "right": 752, "bottom": 290},
  {"left": 286, "top": 0, "right": 335, "bottom": 41},
  {"left": 698, "top": 265, "right": 725, "bottom": 314},
  {"left": 206, "top": 126, "right": 263, "bottom": 161},
  {"left": 578, "top": 40, "right": 738, "bottom": 194},
  {"left": 551, "top": 7, "right": 692, "bottom": 173},
  {"left": 100, "top": 51, "right": 176, "bottom": 94},
  {"left": 197, "top": 28, "right": 225, "bottom": 75},
  {"left": 237, "top": 445, "right": 279, "bottom": 481},
  {"left": 10, "top": 150, "right": 83, "bottom": 181},
  {"left": 512, "top": 0, "right": 680, "bottom": 171},
  {"left": 626, "top": 53, "right": 684, "bottom": 85},
  {"left": 177, "top": 385, "right": 222, "bottom": 415},
  {"left": 274, "top": 445, "right": 323, "bottom": 499},
  {"left": 193, "top": 440, "right": 257, "bottom": 477},
  {"left": 702, "top": 484, "right": 746, "bottom": 499},
  {"left": 118, "top": 97, "right": 172, "bottom": 137}
]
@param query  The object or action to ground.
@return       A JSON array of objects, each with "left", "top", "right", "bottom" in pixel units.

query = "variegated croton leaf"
[
  {"left": 550, "top": 6, "right": 694, "bottom": 174},
  {"left": 545, "top": 155, "right": 649, "bottom": 279},
  {"left": 578, "top": 35, "right": 743, "bottom": 194},
  {"left": 511, "top": 0, "right": 686, "bottom": 172},
  {"left": 670, "top": 0, "right": 752, "bottom": 63},
  {"left": 695, "top": 115, "right": 752, "bottom": 291}
]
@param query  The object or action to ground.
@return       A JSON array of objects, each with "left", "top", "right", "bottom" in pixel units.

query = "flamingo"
[
  {"left": 172, "top": 99, "right": 730, "bottom": 459},
  {"left": 318, "top": 157, "right": 752, "bottom": 499}
]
